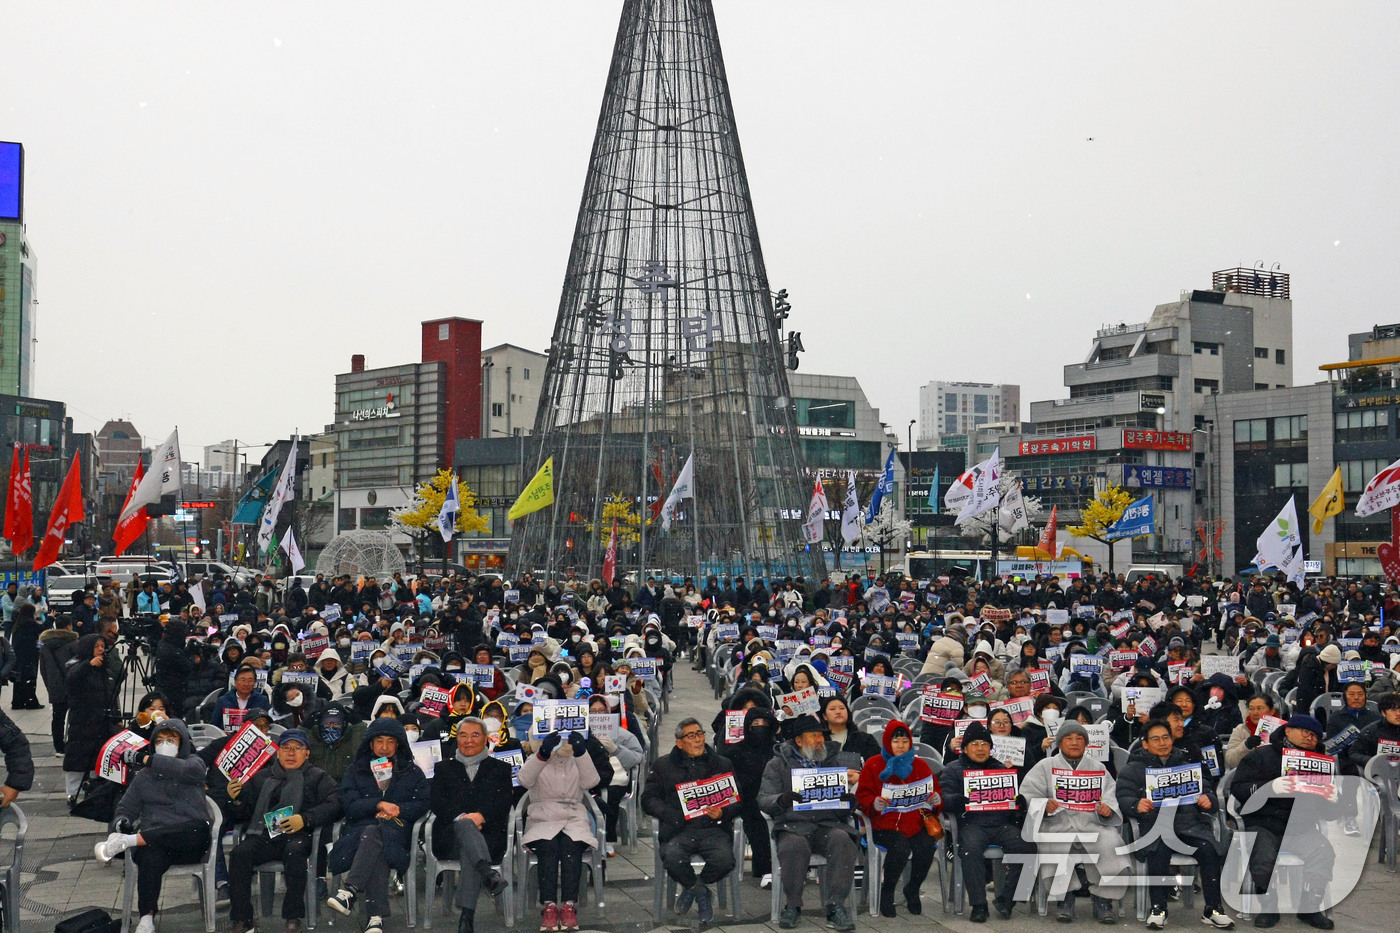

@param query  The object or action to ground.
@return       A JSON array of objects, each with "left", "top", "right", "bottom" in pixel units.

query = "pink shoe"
[
  {"left": 540, "top": 903, "right": 559, "bottom": 932},
  {"left": 559, "top": 902, "right": 579, "bottom": 931}
]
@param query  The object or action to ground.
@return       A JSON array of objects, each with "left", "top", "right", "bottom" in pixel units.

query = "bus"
[{"left": 905, "top": 550, "right": 992, "bottom": 580}]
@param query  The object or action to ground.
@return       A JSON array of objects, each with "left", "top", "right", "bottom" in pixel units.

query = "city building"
[
  {"left": 482, "top": 343, "right": 547, "bottom": 439},
  {"left": 333, "top": 319, "right": 484, "bottom": 549},
  {"left": 0, "top": 143, "right": 36, "bottom": 399},
  {"left": 1002, "top": 267, "right": 1294, "bottom": 571},
  {"left": 917, "top": 381, "right": 1019, "bottom": 450}
]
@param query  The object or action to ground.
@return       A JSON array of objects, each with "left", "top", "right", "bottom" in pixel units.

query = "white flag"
[
  {"left": 1355, "top": 457, "right": 1400, "bottom": 517},
  {"left": 802, "top": 478, "right": 828, "bottom": 545},
  {"left": 437, "top": 472, "right": 460, "bottom": 542},
  {"left": 660, "top": 453, "right": 695, "bottom": 532},
  {"left": 1255, "top": 496, "right": 1303, "bottom": 584},
  {"left": 189, "top": 581, "right": 206, "bottom": 615},
  {"left": 955, "top": 450, "right": 1001, "bottom": 525},
  {"left": 280, "top": 526, "right": 306, "bottom": 573},
  {"left": 118, "top": 429, "right": 182, "bottom": 522},
  {"left": 258, "top": 436, "right": 299, "bottom": 554},
  {"left": 840, "top": 471, "right": 862, "bottom": 545},
  {"left": 997, "top": 480, "right": 1029, "bottom": 540},
  {"left": 944, "top": 467, "right": 975, "bottom": 515}
]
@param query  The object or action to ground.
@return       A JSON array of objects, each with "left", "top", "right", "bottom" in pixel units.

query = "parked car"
[{"left": 46, "top": 574, "right": 90, "bottom": 607}]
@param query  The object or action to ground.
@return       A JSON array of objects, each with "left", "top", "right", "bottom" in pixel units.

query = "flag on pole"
[
  {"left": 258, "top": 437, "right": 300, "bottom": 555},
  {"left": 1355, "top": 457, "right": 1400, "bottom": 518},
  {"left": 660, "top": 452, "right": 695, "bottom": 532},
  {"left": 864, "top": 448, "right": 896, "bottom": 523},
  {"left": 112, "top": 460, "right": 149, "bottom": 558},
  {"left": 34, "top": 453, "right": 83, "bottom": 571},
  {"left": 944, "top": 466, "right": 975, "bottom": 515},
  {"left": 928, "top": 465, "right": 940, "bottom": 513},
  {"left": 231, "top": 468, "right": 278, "bottom": 525},
  {"left": 4, "top": 448, "right": 32, "bottom": 555},
  {"left": 190, "top": 581, "right": 207, "bottom": 615},
  {"left": 1253, "top": 496, "right": 1304, "bottom": 585},
  {"left": 437, "top": 472, "right": 460, "bottom": 542},
  {"left": 119, "top": 429, "right": 182, "bottom": 523},
  {"left": 508, "top": 457, "right": 554, "bottom": 521},
  {"left": 802, "top": 477, "right": 828, "bottom": 545},
  {"left": 1037, "top": 505, "right": 1059, "bottom": 558},
  {"left": 602, "top": 518, "right": 619, "bottom": 587},
  {"left": 281, "top": 527, "right": 307, "bottom": 573},
  {"left": 840, "top": 471, "right": 861, "bottom": 545},
  {"left": 1309, "top": 466, "right": 1345, "bottom": 534},
  {"left": 955, "top": 450, "right": 1001, "bottom": 525},
  {"left": 997, "top": 480, "right": 1029, "bottom": 540},
  {"left": 265, "top": 530, "right": 281, "bottom": 569}
]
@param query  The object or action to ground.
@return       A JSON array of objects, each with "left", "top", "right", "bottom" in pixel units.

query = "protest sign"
[
  {"left": 224, "top": 708, "right": 248, "bottom": 732},
  {"left": 1168, "top": 661, "right": 1191, "bottom": 685},
  {"left": 1255, "top": 715, "right": 1288, "bottom": 739},
  {"left": 862, "top": 673, "right": 899, "bottom": 698},
  {"left": 420, "top": 685, "right": 451, "bottom": 718},
  {"left": 1337, "top": 661, "right": 1366, "bottom": 684},
  {"left": 588, "top": 714, "right": 620, "bottom": 742},
  {"left": 351, "top": 642, "right": 377, "bottom": 662},
  {"left": 493, "top": 749, "right": 525, "bottom": 787},
  {"left": 228, "top": 669, "right": 269, "bottom": 691},
  {"left": 629, "top": 658, "right": 659, "bottom": 682},
  {"left": 1109, "top": 650, "right": 1139, "bottom": 671},
  {"left": 967, "top": 671, "right": 994, "bottom": 696},
  {"left": 320, "top": 605, "right": 341, "bottom": 624},
  {"left": 686, "top": 615, "right": 706, "bottom": 629},
  {"left": 883, "top": 776, "right": 935, "bottom": 812},
  {"left": 603, "top": 674, "right": 627, "bottom": 695},
  {"left": 725, "top": 709, "right": 746, "bottom": 743},
  {"left": 280, "top": 671, "right": 320, "bottom": 690},
  {"left": 757, "top": 625, "right": 779, "bottom": 642},
  {"left": 1281, "top": 748, "right": 1337, "bottom": 797},
  {"left": 463, "top": 663, "right": 498, "bottom": 688},
  {"left": 411, "top": 740, "right": 443, "bottom": 779},
  {"left": 921, "top": 688, "right": 963, "bottom": 725},
  {"left": 776, "top": 686, "right": 820, "bottom": 720},
  {"left": 953, "top": 718, "right": 977, "bottom": 738},
  {"left": 532, "top": 699, "right": 589, "bottom": 738},
  {"left": 1324, "top": 724, "right": 1361, "bottom": 756},
  {"left": 677, "top": 773, "right": 740, "bottom": 820},
  {"left": 424, "top": 633, "right": 447, "bottom": 653},
  {"left": 1027, "top": 669, "right": 1052, "bottom": 696},
  {"left": 1069, "top": 655, "right": 1103, "bottom": 679},
  {"left": 1378, "top": 739, "right": 1400, "bottom": 761},
  {"left": 829, "top": 656, "right": 855, "bottom": 675},
  {"left": 1044, "top": 644, "right": 1065, "bottom": 663},
  {"left": 1121, "top": 686, "right": 1163, "bottom": 715},
  {"left": 376, "top": 654, "right": 409, "bottom": 680},
  {"left": 302, "top": 635, "right": 330, "bottom": 661},
  {"left": 992, "top": 696, "right": 1034, "bottom": 727},
  {"left": 496, "top": 632, "right": 520, "bottom": 647},
  {"left": 714, "top": 623, "right": 740, "bottom": 643},
  {"left": 1052, "top": 768, "right": 1103, "bottom": 811},
  {"left": 1201, "top": 656, "right": 1240, "bottom": 679},
  {"left": 97, "top": 730, "right": 149, "bottom": 784},
  {"left": 791, "top": 767, "right": 850, "bottom": 811},
  {"left": 506, "top": 644, "right": 532, "bottom": 663},
  {"left": 964, "top": 768, "right": 1019, "bottom": 811},
  {"left": 217, "top": 723, "right": 278, "bottom": 783},
  {"left": 1201, "top": 743, "right": 1221, "bottom": 777},
  {"left": 1084, "top": 722, "right": 1112, "bottom": 762},
  {"left": 896, "top": 632, "right": 920, "bottom": 653},
  {"left": 1145, "top": 763, "right": 1203, "bottom": 806},
  {"left": 1046, "top": 609, "right": 1069, "bottom": 626},
  {"left": 775, "top": 640, "right": 805, "bottom": 662},
  {"left": 991, "top": 735, "right": 1025, "bottom": 766}
]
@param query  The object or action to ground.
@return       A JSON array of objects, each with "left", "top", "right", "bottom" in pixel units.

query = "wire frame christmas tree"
[{"left": 509, "top": 0, "right": 825, "bottom": 584}]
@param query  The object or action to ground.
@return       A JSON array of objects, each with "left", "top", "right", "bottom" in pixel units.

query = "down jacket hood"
[{"left": 149, "top": 717, "right": 196, "bottom": 758}]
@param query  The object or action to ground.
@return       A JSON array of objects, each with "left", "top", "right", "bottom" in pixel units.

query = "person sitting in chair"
[{"left": 429, "top": 717, "right": 512, "bottom": 933}]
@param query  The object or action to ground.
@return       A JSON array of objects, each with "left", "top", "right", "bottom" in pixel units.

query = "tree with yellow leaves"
[
  {"left": 586, "top": 494, "right": 648, "bottom": 547},
  {"left": 1066, "top": 483, "right": 1136, "bottom": 575},
  {"left": 391, "top": 469, "right": 491, "bottom": 538}
]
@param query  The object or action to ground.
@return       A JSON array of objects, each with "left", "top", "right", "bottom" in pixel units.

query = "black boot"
[
  {"left": 476, "top": 859, "right": 508, "bottom": 897},
  {"left": 457, "top": 909, "right": 474, "bottom": 933},
  {"left": 879, "top": 882, "right": 897, "bottom": 917}
]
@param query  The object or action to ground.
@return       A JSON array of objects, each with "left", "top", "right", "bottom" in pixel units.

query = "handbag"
[{"left": 922, "top": 812, "right": 944, "bottom": 841}]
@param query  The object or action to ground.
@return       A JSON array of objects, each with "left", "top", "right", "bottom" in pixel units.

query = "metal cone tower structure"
[{"left": 510, "top": 0, "right": 826, "bottom": 583}]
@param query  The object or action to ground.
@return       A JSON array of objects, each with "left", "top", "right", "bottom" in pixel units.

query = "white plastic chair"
[
  {"left": 0, "top": 804, "right": 27, "bottom": 933},
  {"left": 650, "top": 818, "right": 741, "bottom": 921},
  {"left": 186, "top": 723, "right": 227, "bottom": 752},
  {"left": 252, "top": 824, "right": 324, "bottom": 928},
  {"left": 761, "top": 812, "right": 870, "bottom": 921},
  {"left": 121, "top": 797, "right": 222, "bottom": 933},
  {"left": 512, "top": 791, "right": 606, "bottom": 922},
  {"left": 421, "top": 813, "right": 515, "bottom": 929}
]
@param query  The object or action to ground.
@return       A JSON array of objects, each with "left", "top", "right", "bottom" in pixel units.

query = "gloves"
[
  {"left": 114, "top": 817, "right": 134, "bottom": 834},
  {"left": 539, "top": 732, "right": 562, "bottom": 760},
  {"left": 927, "top": 792, "right": 942, "bottom": 808},
  {"left": 787, "top": 790, "right": 805, "bottom": 807},
  {"left": 121, "top": 747, "right": 145, "bottom": 766},
  {"left": 1245, "top": 735, "right": 1262, "bottom": 749},
  {"left": 568, "top": 732, "right": 588, "bottom": 757},
  {"left": 599, "top": 737, "right": 617, "bottom": 753},
  {"left": 873, "top": 798, "right": 889, "bottom": 812}
]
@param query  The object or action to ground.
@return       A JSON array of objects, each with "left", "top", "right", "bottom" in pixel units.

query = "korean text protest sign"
[
  {"left": 218, "top": 723, "right": 278, "bottom": 783},
  {"left": 964, "top": 768, "right": 1019, "bottom": 812},
  {"left": 677, "top": 772, "right": 740, "bottom": 820},
  {"left": 1052, "top": 768, "right": 1103, "bottom": 811},
  {"left": 791, "top": 767, "right": 849, "bottom": 811},
  {"left": 882, "top": 776, "right": 935, "bottom": 812},
  {"left": 97, "top": 730, "right": 149, "bottom": 784},
  {"left": 532, "top": 700, "right": 590, "bottom": 739},
  {"left": 1145, "top": 763, "right": 1203, "bottom": 806}
]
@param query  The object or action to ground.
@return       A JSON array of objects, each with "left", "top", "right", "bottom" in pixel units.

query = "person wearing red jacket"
[{"left": 856, "top": 720, "right": 942, "bottom": 917}]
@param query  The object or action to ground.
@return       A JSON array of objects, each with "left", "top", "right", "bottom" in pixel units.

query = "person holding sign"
[
  {"left": 757, "top": 714, "right": 862, "bottom": 931},
  {"left": 855, "top": 721, "right": 942, "bottom": 917},
  {"left": 428, "top": 719, "right": 513, "bottom": 933},
  {"left": 1347, "top": 692, "right": 1400, "bottom": 772},
  {"left": 1021, "top": 720, "right": 1129, "bottom": 924},
  {"left": 93, "top": 719, "right": 212, "bottom": 933},
  {"left": 641, "top": 719, "right": 740, "bottom": 924},
  {"left": 518, "top": 730, "right": 601, "bottom": 933},
  {"left": 212, "top": 665, "right": 273, "bottom": 729},
  {"left": 1230, "top": 715, "right": 1337, "bottom": 930},
  {"left": 1225, "top": 694, "right": 1278, "bottom": 769},
  {"left": 1115, "top": 720, "right": 1234, "bottom": 930},
  {"left": 226, "top": 728, "right": 343, "bottom": 933},
  {"left": 939, "top": 722, "right": 1034, "bottom": 922},
  {"left": 326, "top": 718, "right": 431, "bottom": 933}
]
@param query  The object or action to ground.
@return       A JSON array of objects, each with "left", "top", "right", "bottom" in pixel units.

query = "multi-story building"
[
  {"left": 482, "top": 344, "right": 547, "bottom": 439},
  {"left": 0, "top": 143, "right": 36, "bottom": 399},
  {"left": 917, "top": 381, "right": 1019, "bottom": 449}
]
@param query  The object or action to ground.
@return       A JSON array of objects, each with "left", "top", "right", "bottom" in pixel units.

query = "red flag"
[
  {"left": 602, "top": 518, "right": 618, "bottom": 587},
  {"left": 1037, "top": 505, "right": 1058, "bottom": 558},
  {"left": 4, "top": 448, "right": 33, "bottom": 555},
  {"left": 34, "top": 453, "right": 84, "bottom": 571},
  {"left": 112, "top": 460, "right": 150, "bottom": 558}
]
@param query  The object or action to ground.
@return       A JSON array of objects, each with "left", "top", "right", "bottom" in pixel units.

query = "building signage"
[
  {"left": 1022, "top": 472, "right": 1104, "bottom": 493},
  {"left": 348, "top": 406, "right": 401, "bottom": 421},
  {"left": 796, "top": 426, "right": 856, "bottom": 438},
  {"left": 1017, "top": 435, "right": 1096, "bottom": 456},
  {"left": 1123, "top": 465, "right": 1193, "bottom": 489},
  {"left": 1341, "top": 394, "right": 1397, "bottom": 409},
  {"left": 1139, "top": 393, "right": 1166, "bottom": 411},
  {"left": 1122, "top": 429, "right": 1192, "bottom": 451}
]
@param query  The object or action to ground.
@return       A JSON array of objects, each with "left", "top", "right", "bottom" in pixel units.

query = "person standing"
[
  {"left": 9, "top": 602, "right": 41, "bottom": 710},
  {"left": 39, "top": 615, "right": 78, "bottom": 754}
]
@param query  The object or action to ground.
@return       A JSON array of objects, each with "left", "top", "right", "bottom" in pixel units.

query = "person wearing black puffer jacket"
[
  {"left": 152, "top": 620, "right": 193, "bottom": 715},
  {"left": 726, "top": 706, "right": 780, "bottom": 886},
  {"left": 1347, "top": 693, "right": 1400, "bottom": 772}
]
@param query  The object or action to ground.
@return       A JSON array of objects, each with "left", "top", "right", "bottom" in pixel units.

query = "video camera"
[{"left": 119, "top": 613, "right": 164, "bottom": 643}]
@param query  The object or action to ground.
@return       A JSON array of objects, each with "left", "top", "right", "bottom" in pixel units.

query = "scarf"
[
  {"left": 456, "top": 747, "right": 491, "bottom": 781},
  {"left": 250, "top": 760, "right": 306, "bottom": 836},
  {"left": 879, "top": 747, "right": 915, "bottom": 781}
]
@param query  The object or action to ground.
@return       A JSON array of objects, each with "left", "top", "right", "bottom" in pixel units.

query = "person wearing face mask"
[
  {"left": 727, "top": 706, "right": 779, "bottom": 887},
  {"left": 273, "top": 683, "right": 322, "bottom": 730},
  {"left": 1020, "top": 719, "right": 1129, "bottom": 923},
  {"left": 94, "top": 720, "right": 212, "bottom": 933},
  {"left": 586, "top": 693, "right": 643, "bottom": 856},
  {"left": 308, "top": 706, "right": 366, "bottom": 783},
  {"left": 1020, "top": 694, "right": 1066, "bottom": 774},
  {"left": 758, "top": 714, "right": 863, "bottom": 931},
  {"left": 314, "top": 651, "right": 352, "bottom": 698},
  {"left": 510, "top": 700, "right": 536, "bottom": 754}
]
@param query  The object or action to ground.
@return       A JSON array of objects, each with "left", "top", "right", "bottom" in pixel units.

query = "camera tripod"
[{"left": 117, "top": 638, "right": 154, "bottom": 721}]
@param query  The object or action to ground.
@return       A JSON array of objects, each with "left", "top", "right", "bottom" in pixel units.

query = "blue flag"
[
  {"left": 929, "top": 465, "right": 939, "bottom": 513},
  {"left": 1106, "top": 494, "right": 1155, "bottom": 541},
  {"left": 865, "top": 448, "right": 897, "bottom": 522}
]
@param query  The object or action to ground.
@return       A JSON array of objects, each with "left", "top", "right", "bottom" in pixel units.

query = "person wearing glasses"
[{"left": 642, "top": 718, "right": 740, "bottom": 923}]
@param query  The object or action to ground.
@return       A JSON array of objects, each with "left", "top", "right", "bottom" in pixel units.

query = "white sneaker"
[
  {"left": 363, "top": 916, "right": 384, "bottom": 933},
  {"left": 1344, "top": 818, "right": 1360, "bottom": 836},
  {"left": 760, "top": 873, "right": 773, "bottom": 889},
  {"left": 135, "top": 915, "right": 156, "bottom": 933},
  {"left": 1202, "top": 908, "right": 1235, "bottom": 929},
  {"left": 606, "top": 842, "right": 616, "bottom": 857},
  {"left": 1147, "top": 908, "right": 1168, "bottom": 929},
  {"left": 93, "top": 833, "right": 127, "bottom": 863}
]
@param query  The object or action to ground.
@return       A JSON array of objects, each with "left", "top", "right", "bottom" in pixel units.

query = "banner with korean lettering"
[
  {"left": 965, "top": 768, "right": 1019, "bottom": 811},
  {"left": 1018, "top": 435, "right": 1096, "bottom": 456},
  {"left": 1106, "top": 494, "right": 1155, "bottom": 540},
  {"left": 1123, "top": 465, "right": 1194, "bottom": 489},
  {"left": 217, "top": 723, "right": 278, "bottom": 783},
  {"left": 1052, "top": 768, "right": 1103, "bottom": 810},
  {"left": 1122, "top": 430, "right": 1193, "bottom": 451},
  {"left": 677, "top": 772, "right": 740, "bottom": 819},
  {"left": 1280, "top": 748, "right": 1336, "bottom": 797},
  {"left": 791, "top": 767, "right": 850, "bottom": 811},
  {"left": 1145, "top": 764, "right": 1203, "bottom": 806},
  {"left": 882, "top": 776, "right": 935, "bottom": 812}
]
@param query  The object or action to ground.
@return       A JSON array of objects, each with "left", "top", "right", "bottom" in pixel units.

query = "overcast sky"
[{"left": 9, "top": 2, "right": 1399, "bottom": 456}]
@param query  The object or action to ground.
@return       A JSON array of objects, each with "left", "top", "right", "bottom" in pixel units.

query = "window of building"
[
  {"left": 1193, "top": 341, "right": 1219, "bottom": 355},
  {"left": 1335, "top": 409, "right": 1389, "bottom": 444},
  {"left": 523, "top": 368, "right": 531, "bottom": 380},
  {"left": 360, "top": 508, "right": 392, "bottom": 530},
  {"left": 338, "top": 508, "right": 357, "bottom": 530},
  {"left": 1274, "top": 463, "right": 1308, "bottom": 487},
  {"left": 438, "top": 323, "right": 449, "bottom": 340},
  {"left": 796, "top": 399, "right": 855, "bottom": 429},
  {"left": 1341, "top": 458, "right": 1389, "bottom": 493},
  {"left": 1234, "top": 418, "right": 1269, "bottom": 447},
  {"left": 1194, "top": 379, "right": 1219, "bottom": 395},
  {"left": 945, "top": 393, "right": 957, "bottom": 410},
  {"left": 1255, "top": 383, "right": 1269, "bottom": 390},
  {"left": 974, "top": 395, "right": 988, "bottom": 414},
  {"left": 1254, "top": 348, "right": 1269, "bottom": 359},
  {"left": 944, "top": 414, "right": 958, "bottom": 434},
  {"left": 1274, "top": 415, "right": 1307, "bottom": 442},
  {"left": 1275, "top": 349, "right": 1285, "bottom": 365},
  {"left": 974, "top": 416, "right": 987, "bottom": 428},
  {"left": 492, "top": 403, "right": 504, "bottom": 417}
]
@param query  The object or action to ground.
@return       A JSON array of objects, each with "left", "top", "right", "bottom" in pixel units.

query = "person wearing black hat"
[
  {"left": 1230, "top": 714, "right": 1337, "bottom": 929},
  {"left": 939, "top": 720, "right": 1033, "bottom": 922},
  {"left": 757, "top": 713, "right": 862, "bottom": 931},
  {"left": 226, "top": 727, "right": 342, "bottom": 933}
]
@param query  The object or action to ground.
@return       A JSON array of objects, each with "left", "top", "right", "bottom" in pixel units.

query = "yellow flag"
[
  {"left": 1308, "top": 466, "right": 1345, "bottom": 534},
  {"left": 508, "top": 457, "right": 554, "bottom": 521}
]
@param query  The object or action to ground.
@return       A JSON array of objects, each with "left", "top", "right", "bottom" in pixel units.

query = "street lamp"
[{"left": 210, "top": 440, "right": 275, "bottom": 563}]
